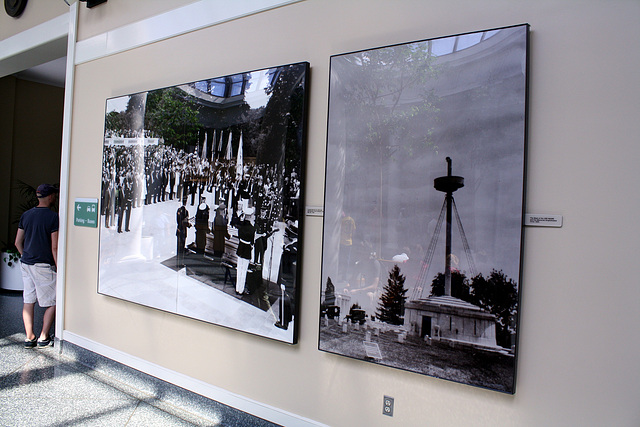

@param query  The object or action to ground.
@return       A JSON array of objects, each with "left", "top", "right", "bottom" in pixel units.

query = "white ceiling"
[{"left": 14, "top": 56, "right": 67, "bottom": 87}]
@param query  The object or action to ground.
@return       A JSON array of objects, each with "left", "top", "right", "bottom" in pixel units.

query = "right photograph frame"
[{"left": 318, "top": 24, "right": 529, "bottom": 393}]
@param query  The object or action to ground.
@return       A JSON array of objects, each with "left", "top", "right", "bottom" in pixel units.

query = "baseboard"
[{"left": 62, "top": 330, "right": 324, "bottom": 426}]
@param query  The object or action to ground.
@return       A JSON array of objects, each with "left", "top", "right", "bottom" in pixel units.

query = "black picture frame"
[
  {"left": 98, "top": 62, "right": 309, "bottom": 344},
  {"left": 318, "top": 25, "right": 528, "bottom": 392}
]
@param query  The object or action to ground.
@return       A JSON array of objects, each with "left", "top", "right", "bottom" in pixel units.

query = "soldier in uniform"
[{"left": 235, "top": 207, "right": 256, "bottom": 295}]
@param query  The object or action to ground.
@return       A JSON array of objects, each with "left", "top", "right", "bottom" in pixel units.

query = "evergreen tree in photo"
[{"left": 376, "top": 265, "right": 408, "bottom": 325}]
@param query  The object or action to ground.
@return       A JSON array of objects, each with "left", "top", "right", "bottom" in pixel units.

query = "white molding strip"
[
  {"left": 0, "top": 12, "right": 69, "bottom": 78},
  {"left": 63, "top": 331, "right": 325, "bottom": 426},
  {"left": 0, "top": 13, "right": 69, "bottom": 61},
  {"left": 75, "top": 0, "right": 304, "bottom": 65},
  {"left": 56, "top": 2, "right": 78, "bottom": 343}
]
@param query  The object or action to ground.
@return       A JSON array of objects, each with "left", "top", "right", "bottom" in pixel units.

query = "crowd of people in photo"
[
  {"left": 100, "top": 138, "right": 301, "bottom": 302},
  {"left": 101, "top": 140, "right": 299, "bottom": 224}
]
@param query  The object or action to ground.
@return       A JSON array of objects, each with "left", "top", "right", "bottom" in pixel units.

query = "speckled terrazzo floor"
[{"left": 0, "top": 289, "right": 278, "bottom": 427}]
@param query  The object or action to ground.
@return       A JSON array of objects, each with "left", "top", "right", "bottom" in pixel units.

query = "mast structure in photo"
[
  {"left": 412, "top": 157, "right": 477, "bottom": 300},
  {"left": 405, "top": 157, "right": 497, "bottom": 350}
]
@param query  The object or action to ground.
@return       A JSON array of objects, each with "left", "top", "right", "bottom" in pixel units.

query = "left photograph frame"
[{"left": 98, "top": 61, "right": 309, "bottom": 344}]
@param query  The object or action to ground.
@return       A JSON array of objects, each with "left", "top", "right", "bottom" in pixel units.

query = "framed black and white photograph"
[
  {"left": 319, "top": 25, "right": 528, "bottom": 392},
  {"left": 98, "top": 62, "right": 309, "bottom": 344}
]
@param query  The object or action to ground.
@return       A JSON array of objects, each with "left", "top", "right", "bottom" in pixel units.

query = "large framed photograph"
[
  {"left": 98, "top": 62, "right": 309, "bottom": 344},
  {"left": 319, "top": 25, "right": 528, "bottom": 392}
]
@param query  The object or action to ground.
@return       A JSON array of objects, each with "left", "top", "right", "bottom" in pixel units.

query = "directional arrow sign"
[{"left": 74, "top": 198, "right": 99, "bottom": 228}]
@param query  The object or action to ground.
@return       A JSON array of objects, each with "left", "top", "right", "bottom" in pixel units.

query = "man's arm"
[
  {"left": 51, "top": 231, "right": 59, "bottom": 267},
  {"left": 15, "top": 228, "right": 25, "bottom": 256}
]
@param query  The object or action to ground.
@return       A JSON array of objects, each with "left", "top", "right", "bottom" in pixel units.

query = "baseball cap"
[{"left": 36, "top": 184, "right": 59, "bottom": 198}]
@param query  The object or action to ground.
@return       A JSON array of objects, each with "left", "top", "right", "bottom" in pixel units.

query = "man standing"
[
  {"left": 235, "top": 207, "right": 256, "bottom": 295},
  {"left": 15, "top": 183, "right": 59, "bottom": 348},
  {"left": 176, "top": 204, "right": 190, "bottom": 257},
  {"left": 212, "top": 203, "right": 229, "bottom": 258}
]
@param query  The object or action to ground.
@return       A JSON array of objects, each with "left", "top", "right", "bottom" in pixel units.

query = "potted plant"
[
  {"left": 1, "top": 180, "right": 41, "bottom": 291},
  {"left": 1, "top": 242, "right": 23, "bottom": 291}
]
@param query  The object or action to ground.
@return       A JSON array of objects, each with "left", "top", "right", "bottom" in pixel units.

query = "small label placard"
[
  {"left": 525, "top": 214, "right": 563, "bottom": 228},
  {"left": 363, "top": 341, "right": 383, "bottom": 360},
  {"left": 74, "top": 198, "right": 99, "bottom": 228},
  {"left": 305, "top": 206, "right": 324, "bottom": 217}
]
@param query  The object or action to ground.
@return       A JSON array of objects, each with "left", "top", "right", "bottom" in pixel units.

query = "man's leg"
[
  {"left": 236, "top": 257, "right": 249, "bottom": 294},
  {"left": 124, "top": 202, "right": 131, "bottom": 232},
  {"left": 117, "top": 208, "right": 123, "bottom": 232},
  {"left": 40, "top": 306, "right": 56, "bottom": 341},
  {"left": 21, "top": 263, "right": 38, "bottom": 342},
  {"left": 31, "top": 264, "right": 57, "bottom": 343},
  {"left": 23, "top": 303, "right": 36, "bottom": 341}
]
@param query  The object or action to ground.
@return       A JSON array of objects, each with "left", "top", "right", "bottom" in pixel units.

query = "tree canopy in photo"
[
  {"left": 430, "top": 268, "right": 518, "bottom": 347},
  {"left": 334, "top": 42, "right": 441, "bottom": 171},
  {"left": 144, "top": 88, "right": 202, "bottom": 148}
]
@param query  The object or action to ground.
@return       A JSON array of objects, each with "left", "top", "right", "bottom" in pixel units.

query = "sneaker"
[
  {"left": 37, "top": 336, "right": 53, "bottom": 348},
  {"left": 24, "top": 338, "right": 37, "bottom": 349}
]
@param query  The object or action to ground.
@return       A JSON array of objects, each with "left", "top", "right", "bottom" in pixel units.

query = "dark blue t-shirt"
[{"left": 18, "top": 207, "right": 59, "bottom": 266}]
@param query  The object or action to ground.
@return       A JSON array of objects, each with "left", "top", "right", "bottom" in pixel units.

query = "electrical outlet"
[{"left": 383, "top": 395, "right": 394, "bottom": 417}]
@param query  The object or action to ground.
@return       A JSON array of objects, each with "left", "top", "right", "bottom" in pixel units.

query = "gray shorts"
[{"left": 21, "top": 262, "right": 57, "bottom": 307}]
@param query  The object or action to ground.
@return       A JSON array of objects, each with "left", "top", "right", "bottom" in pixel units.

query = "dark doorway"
[{"left": 421, "top": 316, "right": 432, "bottom": 338}]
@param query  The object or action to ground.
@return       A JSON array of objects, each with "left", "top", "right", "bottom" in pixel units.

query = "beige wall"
[{"left": 39, "top": 0, "right": 640, "bottom": 425}]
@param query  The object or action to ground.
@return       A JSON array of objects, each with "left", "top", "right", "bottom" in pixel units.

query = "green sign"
[{"left": 74, "top": 198, "right": 99, "bottom": 228}]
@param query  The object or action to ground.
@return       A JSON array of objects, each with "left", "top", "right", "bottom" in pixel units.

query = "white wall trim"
[
  {"left": 0, "top": 13, "right": 69, "bottom": 78},
  {"left": 55, "top": 2, "right": 78, "bottom": 343},
  {"left": 63, "top": 331, "right": 326, "bottom": 426},
  {"left": 0, "top": 13, "right": 69, "bottom": 61},
  {"left": 75, "top": 0, "right": 304, "bottom": 65}
]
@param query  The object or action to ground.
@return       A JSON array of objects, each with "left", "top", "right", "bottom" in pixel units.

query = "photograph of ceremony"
[
  {"left": 98, "top": 62, "right": 308, "bottom": 343},
  {"left": 319, "top": 25, "right": 528, "bottom": 392}
]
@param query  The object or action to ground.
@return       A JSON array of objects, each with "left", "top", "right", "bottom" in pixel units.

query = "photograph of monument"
[
  {"left": 98, "top": 62, "right": 309, "bottom": 343},
  {"left": 318, "top": 25, "right": 528, "bottom": 392}
]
